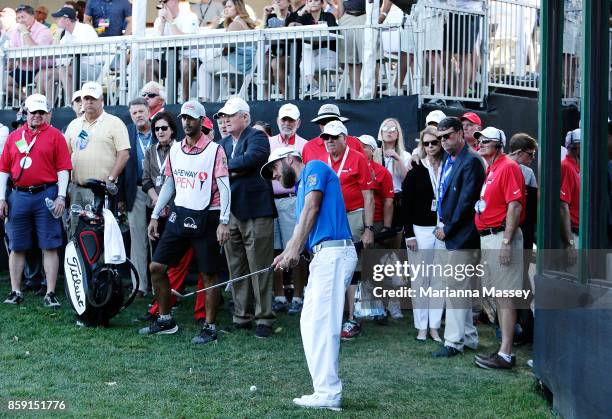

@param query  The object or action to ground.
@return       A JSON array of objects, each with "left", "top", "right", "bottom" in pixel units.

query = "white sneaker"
[
  {"left": 293, "top": 393, "right": 342, "bottom": 411},
  {"left": 387, "top": 300, "right": 404, "bottom": 319}
]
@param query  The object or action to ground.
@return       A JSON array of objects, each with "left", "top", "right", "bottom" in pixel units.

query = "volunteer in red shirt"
[
  {"left": 302, "top": 103, "right": 364, "bottom": 163},
  {"left": 320, "top": 120, "right": 374, "bottom": 340},
  {"left": 0, "top": 94, "right": 72, "bottom": 308},
  {"left": 473, "top": 126, "right": 525, "bottom": 371},
  {"left": 359, "top": 135, "right": 394, "bottom": 230},
  {"left": 560, "top": 128, "right": 580, "bottom": 256},
  {"left": 460, "top": 112, "right": 482, "bottom": 150}
]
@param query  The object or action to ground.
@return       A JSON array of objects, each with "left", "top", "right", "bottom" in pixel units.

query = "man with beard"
[
  {"left": 268, "top": 104, "right": 308, "bottom": 314},
  {"left": 119, "top": 97, "right": 153, "bottom": 296},
  {"left": 261, "top": 147, "right": 356, "bottom": 411},
  {"left": 142, "top": 101, "right": 230, "bottom": 343}
]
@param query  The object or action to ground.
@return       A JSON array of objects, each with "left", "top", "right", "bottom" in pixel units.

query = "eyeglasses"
[
  {"left": 155, "top": 125, "right": 170, "bottom": 132},
  {"left": 28, "top": 110, "right": 46, "bottom": 115},
  {"left": 323, "top": 135, "right": 340, "bottom": 141},
  {"left": 422, "top": 140, "right": 439, "bottom": 147},
  {"left": 142, "top": 93, "right": 159, "bottom": 98},
  {"left": 521, "top": 149, "right": 536, "bottom": 157},
  {"left": 15, "top": 5, "right": 33, "bottom": 13},
  {"left": 382, "top": 126, "right": 397, "bottom": 133}
]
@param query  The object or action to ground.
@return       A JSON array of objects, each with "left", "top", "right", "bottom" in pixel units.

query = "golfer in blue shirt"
[{"left": 261, "top": 147, "right": 357, "bottom": 411}]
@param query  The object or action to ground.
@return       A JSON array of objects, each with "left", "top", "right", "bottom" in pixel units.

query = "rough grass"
[{"left": 0, "top": 279, "right": 553, "bottom": 418}]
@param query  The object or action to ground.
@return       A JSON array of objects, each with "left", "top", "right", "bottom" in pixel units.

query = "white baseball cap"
[
  {"left": 565, "top": 128, "right": 581, "bottom": 148},
  {"left": 260, "top": 146, "right": 302, "bottom": 180},
  {"left": 358, "top": 134, "right": 378, "bottom": 150},
  {"left": 278, "top": 103, "right": 300, "bottom": 120},
  {"left": 71, "top": 90, "right": 82, "bottom": 103},
  {"left": 179, "top": 100, "right": 206, "bottom": 119},
  {"left": 217, "top": 96, "right": 250, "bottom": 116},
  {"left": 24, "top": 94, "right": 49, "bottom": 113},
  {"left": 426, "top": 110, "right": 446, "bottom": 125},
  {"left": 321, "top": 120, "right": 348, "bottom": 138},
  {"left": 474, "top": 126, "right": 507, "bottom": 147},
  {"left": 311, "top": 103, "right": 349, "bottom": 123},
  {"left": 81, "top": 81, "right": 103, "bottom": 100}
]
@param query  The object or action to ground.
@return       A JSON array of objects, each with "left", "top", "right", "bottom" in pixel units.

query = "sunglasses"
[
  {"left": 142, "top": 93, "right": 159, "bottom": 98},
  {"left": 155, "top": 125, "right": 170, "bottom": 132},
  {"left": 323, "top": 135, "right": 340, "bottom": 141},
  {"left": 440, "top": 133, "right": 452, "bottom": 141},
  {"left": 28, "top": 110, "right": 46, "bottom": 115},
  {"left": 521, "top": 149, "right": 536, "bottom": 157},
  {"left": 382, "top": 126, "right": 397, "bottom": 132},
  {"left": 422, "top": 140, "right": 439, "bottom": 147},
  {"left": 479, "top": 139, "right": 497, "bottom": 145}
]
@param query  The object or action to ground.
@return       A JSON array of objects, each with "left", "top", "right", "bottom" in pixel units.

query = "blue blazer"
[
  {"left": 118, "top": 124, "right": 155, "bottom": 212},
  {"left": 219, "top": 127, "right": 276, "bottom": 221},
  {"left": 438, "top": 144, "right": 485, "bottom": 250}
]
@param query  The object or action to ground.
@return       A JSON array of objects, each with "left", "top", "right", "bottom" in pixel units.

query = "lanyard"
[
  {"left": 327, "top": 146, "right": 350, "bottom": 177},
  {"left": 138, "top": 132, "right": 152, "bottom": 157},
  {"left": 427, "top": 162, "right": 441, "bottom": 201},
  {"left": 81, "top": 117, "right": 100, "bottom": 138},
  {"left": 17, "top": 130, "right": 39, "bottom": 155},
  {"left": 155, "top": 142, "right": 171, "bottom": 173}
]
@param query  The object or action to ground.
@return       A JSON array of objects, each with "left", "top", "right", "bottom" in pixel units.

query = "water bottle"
[{"left": 45, "top": 198, "right": 62, "bottom": 219}]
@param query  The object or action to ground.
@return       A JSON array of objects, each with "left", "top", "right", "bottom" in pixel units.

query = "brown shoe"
[
  {"left": 475, "top": 353, "right": 513, "bottom": 370},
  {"left": 476, "top": 352, "right": 516, "bottom": 367}
]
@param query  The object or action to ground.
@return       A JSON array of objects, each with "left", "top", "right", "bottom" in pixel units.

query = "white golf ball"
[{"left": 250, "top": 385, "right": 257, "bottom": 392}]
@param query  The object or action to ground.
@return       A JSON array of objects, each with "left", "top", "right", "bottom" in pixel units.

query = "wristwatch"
[
  {"left": 107, "top": 176, "right": 117, "bottom": 183},
  {"left": 502, "top": 238, "right": 511, "bottom": 245},
  {"left": 568, "top": 239, "right": 575, "bottom": 247},
  {"left": 220, "top": 218, "right": 229, "bottom": 225},
  {"left": 365, "top": 225, "right": 375, "bottom": 232}
]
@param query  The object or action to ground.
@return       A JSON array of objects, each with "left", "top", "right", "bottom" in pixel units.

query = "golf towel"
[{"left": 103, "top": 208, "right": 126, "bottom": 264}]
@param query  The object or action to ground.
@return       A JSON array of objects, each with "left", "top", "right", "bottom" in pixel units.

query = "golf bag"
[{"left": 64, "top": 180, "right": 139, "bottom": 327}]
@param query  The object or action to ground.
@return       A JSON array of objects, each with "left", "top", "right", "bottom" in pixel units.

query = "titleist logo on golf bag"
[
  {"left": 66, "top": 256, "right": 85, "bottom": 309},
  {"left": 183, "top": 217, "right": 197, "bottom": 229}
]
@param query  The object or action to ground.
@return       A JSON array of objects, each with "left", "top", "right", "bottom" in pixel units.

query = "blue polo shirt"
[
  {"left": 296, "top": 160, "right": 352, "bottom": 252},
  {"left": 85, "top": 0, "right": 132, "bottom": 37}
]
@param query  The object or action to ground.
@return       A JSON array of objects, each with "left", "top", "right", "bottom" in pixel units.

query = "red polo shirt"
[
  {"left": 0, "top": 123, "right": 72, "bottom": 187},
  {"left": 475, "top": 154, "right": 525, "bottom": 230},
  {"left": 302, "top": 134, "right": 365, "bottom": 163},
  {"left": 560, "top": 155, "right": 580, "bottom": 229},
  {"left": 369, "top": 160, "right": 394, "bottom": 222},
  {"left": 327, "top": 146, "right": 374, "bottom": 212}
]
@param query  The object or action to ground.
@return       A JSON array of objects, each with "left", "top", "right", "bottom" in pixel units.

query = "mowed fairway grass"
[{"left": 0, "top": 279, "right": 552, "bottom": 418}]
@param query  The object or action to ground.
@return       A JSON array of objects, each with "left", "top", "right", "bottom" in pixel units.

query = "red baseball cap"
[
  {"left": 460, "top": 112, "right": 482, "bottom": 125},
  {"left": 202, "top": 117, "right": 213, "bottom": 130}
]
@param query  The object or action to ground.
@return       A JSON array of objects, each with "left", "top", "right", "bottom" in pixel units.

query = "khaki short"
[
  {"left": 348, "top": 208, "right": 364, "bottom": 272},
  {"left": 480, "top": 229, "right": 524, "bottom": 293},
  {"left": 339, "top": 14, "right": 366, "bottom": 64}
]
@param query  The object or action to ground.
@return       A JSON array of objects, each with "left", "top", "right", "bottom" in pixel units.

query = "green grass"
[{"left": 0, "top": 279, "right": 552, "bottom": 418}]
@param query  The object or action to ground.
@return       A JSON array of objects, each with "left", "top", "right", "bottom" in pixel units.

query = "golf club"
[{"left": 171, "top": 266, "right": 273, "bottom": 298}]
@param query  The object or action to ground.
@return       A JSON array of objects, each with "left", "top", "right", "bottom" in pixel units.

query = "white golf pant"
[{"left": 300, "top": 244, "right": 357, "bottom": 401}]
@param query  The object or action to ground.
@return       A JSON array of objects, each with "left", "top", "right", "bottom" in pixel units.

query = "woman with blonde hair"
[
  {"left": 198, "top": 0, "right": 256, "bottom": 101},
  {"left": 401, "top": 125, "right": 445, "bottom": 341}
]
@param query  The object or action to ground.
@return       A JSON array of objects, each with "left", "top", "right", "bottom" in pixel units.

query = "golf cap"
[
  {"left": 202, "top": 116, "right": 213, "bottom": 130},
  {"left": 460, "top": 112, "right": 482, "bottom": 126},
  {"left": 426, "top": 110, "right": 446, "bottom": 126},
  {"left": 474, "top": 126, "right": 507, "bottom": 147},
  {"left": 25, "top": 94, "right": 49, "bottom": 113},
  {"left": 81, "top": 81, "right": 103, "bottom": 99},
  {"left": 321, "top": 120, "right": 348, "bottom": 138},
  {"left": 311, "top": 103, "right": 349, "bottom": 123},
  {"left": 260, "top": 146, "right": 302, "bottom": 180},
  {"left": 71, "top": 90, "right": 82, "bottom": 103},
  {"left": 358, "top": 134, "right": 378, "bottom": 150},
  {"left": 51, "top": 6, "right": 76, "bottom": 19},
  {"left": 565, "top": 128, "right": 581, "bottom": 148},
  {"left": 278, "top": 103, "right": 300, "bottom": 120},
  {"left": 179, "top": 100, "right": 206, "bottom": 119},
  {"left": 217, "top": 96, "right": 250, "bottom": 116}
]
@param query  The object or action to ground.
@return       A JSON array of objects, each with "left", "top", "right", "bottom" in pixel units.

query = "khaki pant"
[
  {"left": 128, "top": 189, "right": 150, "bottom": 293},
  {"left": 347, "top": 208, "right": 364, "bottom": 272},
  {"left": 224, "top": 214, "right": 275, "bottom": 326}
]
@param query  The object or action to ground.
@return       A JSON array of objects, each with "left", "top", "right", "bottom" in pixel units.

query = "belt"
[
  {"left": 571, "top": 227, "right": 579, "bottom": 235},
  {"left": 275, "top": 193, "right": 296, "bottom": 199},
  {"left": 478, "top": 226, "right": 504, "bottom": 237},
  {"left": 312, "top": 239, "right": 353, "bottom": 254},
  {"left": 345, "top": 10, "right": 366, "bottom": 16},
  {"left": 15, "top": 183, "right": 56, "bottom": 194}
]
